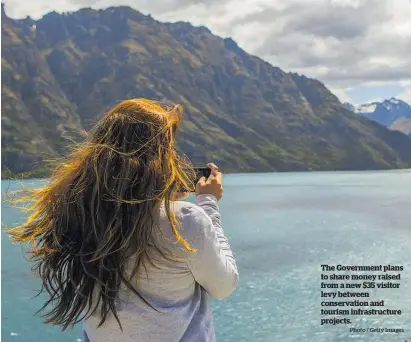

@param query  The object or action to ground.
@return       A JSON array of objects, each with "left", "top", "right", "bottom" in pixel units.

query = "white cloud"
[
  {"left": 3, "top": 0, "right": 411, "bottom": 97},
  {"left": 367, "top": 97, "right": 383, "bottom": 104},
  {"left": 397, "top": 87, "right": 411, "bottom": 103},
  {"left": 329, "top": 87, "right": 354, "bottom": 104}
]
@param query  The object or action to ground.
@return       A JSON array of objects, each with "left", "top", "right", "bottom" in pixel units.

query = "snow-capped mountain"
[
  {"left": 344, "top": 98, "right": 411, "bottom": 136},
  {"left": 343, "top": 102, "right": 356, "bottom": 112}
]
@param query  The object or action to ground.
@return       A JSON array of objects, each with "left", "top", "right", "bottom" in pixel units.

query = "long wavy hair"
[{"left": 6, "top": 98, "right": 198, "bottom": 331}]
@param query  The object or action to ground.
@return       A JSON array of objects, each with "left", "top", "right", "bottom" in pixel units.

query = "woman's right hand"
[{"left": 195, "top": 162, "right": 223, "bottom": 201}]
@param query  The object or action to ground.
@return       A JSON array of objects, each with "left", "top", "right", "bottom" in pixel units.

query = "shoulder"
[
  {"left": 159, "top": 200, "right": 212, "bottom": 240},
  {"left": 172, "top": 200, "right": 212, "bottom": 227}
]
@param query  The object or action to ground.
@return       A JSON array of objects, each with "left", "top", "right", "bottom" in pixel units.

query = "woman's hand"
[{"left": 195, "top": 162, "right": 223, "bottom": 201}]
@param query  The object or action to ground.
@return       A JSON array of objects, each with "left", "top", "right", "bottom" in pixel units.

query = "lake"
[{"left": 2, "top": 171, "right": 411, "bottom": 342}]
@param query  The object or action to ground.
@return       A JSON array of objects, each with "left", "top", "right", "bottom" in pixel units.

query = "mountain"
[
  {"left": 345, "top": 98, "right": 411, "bottom": 137},
  {"left": 343, "top": 102, "right": 356, "bottom": 112},
  {"left": 2, "top": 5, "right": 411, "bottom": 178},
  {"left": 390, "top": 117, "right": 411, "bottom": 137}
]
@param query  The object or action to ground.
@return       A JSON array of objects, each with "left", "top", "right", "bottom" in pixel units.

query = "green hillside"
[{"left": 2, "top": 5, "right": 411, "bottom": 178}]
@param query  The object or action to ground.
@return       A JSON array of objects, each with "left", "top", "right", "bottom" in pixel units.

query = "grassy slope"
[{"left": 2, "top": 6, "right": 411, "bottom": 178}]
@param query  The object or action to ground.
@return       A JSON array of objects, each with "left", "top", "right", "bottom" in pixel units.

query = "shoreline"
[{"left": 2, "top": 167, "right": 410, "bottom": 181}]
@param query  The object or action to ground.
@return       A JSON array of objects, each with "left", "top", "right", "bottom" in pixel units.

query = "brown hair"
[{"left": 6, "top": 99, "right": 197, "bottom": 330}]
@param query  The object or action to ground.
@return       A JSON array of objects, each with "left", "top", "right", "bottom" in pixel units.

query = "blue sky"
[
  {"left": 4, "top": 0, "right": 411, "bottom": 105},
  {"left": 347, "top": 85, "right": 403, "bottom": 104},
  {"left": 339, "top": 84, "right": 409, "bottom": 105}
]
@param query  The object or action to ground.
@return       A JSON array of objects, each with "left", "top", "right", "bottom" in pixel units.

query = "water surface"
[{"left": 2, "top": 171, "right": 410, "bottom": 342}]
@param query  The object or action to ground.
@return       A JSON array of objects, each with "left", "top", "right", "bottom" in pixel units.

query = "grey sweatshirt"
[{"left": 83, "top": 194, "right": 239, "bottom": 342}]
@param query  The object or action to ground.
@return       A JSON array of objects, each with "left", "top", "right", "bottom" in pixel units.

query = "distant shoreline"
[{"left": 2, "top": 167, "right": 410, "bottom": 181}]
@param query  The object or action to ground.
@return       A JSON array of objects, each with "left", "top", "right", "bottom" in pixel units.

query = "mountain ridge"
[
  {"left": 2, "top": 5, "right": 411, "bottom": 178},
  {"left": 344, "top": 98, "right": 411, "bottom": 137}
]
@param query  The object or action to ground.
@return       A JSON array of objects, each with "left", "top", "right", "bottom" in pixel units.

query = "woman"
[{"left": 8, "top": 99, "right": 238, "bottom": 342}]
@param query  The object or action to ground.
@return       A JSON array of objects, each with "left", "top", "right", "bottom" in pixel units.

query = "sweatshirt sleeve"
[{"left": 184, "top": 194, "right": 239, "bottom": 299}]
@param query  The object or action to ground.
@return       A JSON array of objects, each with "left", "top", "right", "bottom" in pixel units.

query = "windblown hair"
[{"left": 6, "top": 99, "right": 198, "bottom": 330}]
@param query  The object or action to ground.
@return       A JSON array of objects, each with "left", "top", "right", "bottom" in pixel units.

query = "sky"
[{"left": 3, "top": 0, "right": 411, "bottom": 105}]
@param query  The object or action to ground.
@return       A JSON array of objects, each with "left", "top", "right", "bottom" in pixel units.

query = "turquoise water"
[{"left": 2, "top": 171, "right": 411, "bottom": 342}]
